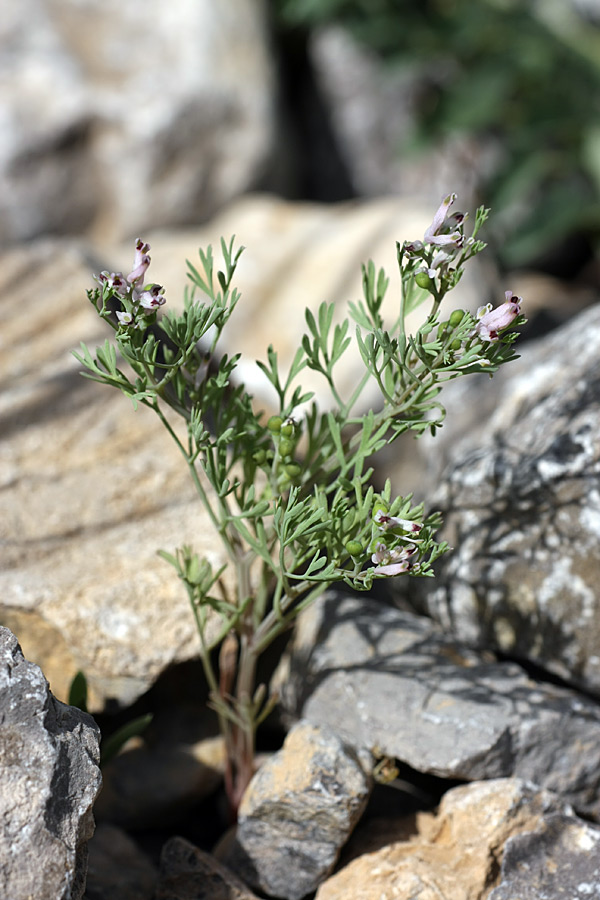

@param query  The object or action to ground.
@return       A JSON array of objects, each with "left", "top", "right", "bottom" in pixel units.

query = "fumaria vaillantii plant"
[{"left": 75, "top": 194, "right": 524, "bottom": 815}]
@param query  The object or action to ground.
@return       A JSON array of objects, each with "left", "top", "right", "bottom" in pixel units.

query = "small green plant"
[{"left": 75, "top": 194, "right": 524, "bottom": 814}]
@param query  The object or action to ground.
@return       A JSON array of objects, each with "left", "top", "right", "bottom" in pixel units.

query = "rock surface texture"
[
  {"left": 222, "top": 720, "right": 372, "bottom": 900},
  {"left": 0, "top": 0, "right": 275, "bottom": 244},
  {"left": 315, "top": 778, "right": 600, "bottom": 900},
  {"left": 0, "top": 627, "right": 101, "bottom": 900},
  {"left": 0, "top": 240, "right": 233, "bottom": 710},
  {"left": 274, "top": 593, "right": 600, "bottom": 820},
  {"left": 399, "top": 301, "right": 600, "bottom": 696}
]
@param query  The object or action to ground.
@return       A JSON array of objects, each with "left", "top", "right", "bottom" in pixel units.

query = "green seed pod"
[
  {"left": 278, "top": 438, "right": 294, "bottom": 457},
  {"left": 345, "top": 540, "right": 364, "bottom": 557},
  {"left": 284, "top": 462, "right": 301, "bottom": 477},
  {"left": 267, "top": 415, "right": 283, "bottom": 433},
  {"left": 280, "top": 421, "right": 295, "bottom": 437},
  {"left": 449, "top": 309, "right": 465, "bottom": 328},
  {"left": 252, "top": 449, "right": 267, "bottom": 464},
  {"left": 450, "top": 338, "right": 462, "bottom": 351},
  {"left": 415, "top": 271, "right": 433, "bottom": 290}
]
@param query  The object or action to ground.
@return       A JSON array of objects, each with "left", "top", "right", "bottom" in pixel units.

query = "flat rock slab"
[
  {"left": 222, "top": 720, "right": 372, "bottom": 900},
  {"left": 274, "top": 594, "right": 600, "bottom": 820},
  {"left": 316, "top": 778, "right": 600, "bottom": 900},
  {"left": 0, "top": 240, "right": 233, "bottom": 710},
  {"left": 0, "top": 626, "right": 101, "bottom": 900}
]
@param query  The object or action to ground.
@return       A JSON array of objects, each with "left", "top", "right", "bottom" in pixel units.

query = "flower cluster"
[
  {"left": 403, "top": 192, "right": 471, "bottom": 286},
  {"left": 96, "top": 239, "right": 166, "bottom": 329},
  {"left": 368, "top": 509, "right": 423, "bottom": 576}
]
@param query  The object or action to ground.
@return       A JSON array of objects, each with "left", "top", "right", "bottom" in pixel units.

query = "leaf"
[
  {"left": 100, "top": 714, "right": 153, "bottom": 767},
  {"left": 68, "top": 671, "right": 88, "bottom": 713}
]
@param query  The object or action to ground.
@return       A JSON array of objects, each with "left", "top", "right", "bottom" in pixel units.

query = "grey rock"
[
  {"left": 0, "top": 626, "right": 102, "bottom": 900},
  {"left": 396, "top": 300, "right": 600, "bottom": 696},
  {"left": 0, "top": 0, "right": 275, "bottom": 245},
  {"left": 156, "top": 836, "right": 260, "bottom": 900},
  {"left": 489, "top": 812, "right": 600, "bottom": 899},
  {"left": 222, "top": 720, "right": 372, "bottom": 900},
  {"left": 84, "top": 823, "right": 157, "bottom": 900},
  {"left": 273, "top": 594, "right": 600, "bottom": 820}
]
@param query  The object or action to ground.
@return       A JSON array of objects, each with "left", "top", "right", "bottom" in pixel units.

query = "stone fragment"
[
  {"left": 221, "top": 720, "right": 372, "bottom": 900},
  {"left": 84, "top": 823, "right": 157, "bottom": 900},
  {"left": 0, "top": 0, "right": 275, "bottom": 244},
  {"left": 95, "top": 735, "right": 225, "bottom": 828},
  {"left": 0, "top": 626, "right": 102, "bottom": 900},
  {"left": 316, "top": 778, "right": 600, "bottom": 900},
  {"left": 0, "top": 240, "right": 233, "bottom": 710},
  {"left": 156, "top": 836, "right": 260, "bottom": 900},
  {"left": 274, "top": 593, "right": 600, "bottom": 820},
  {"left": 395, "top": 301, "right": 600, "bottom": 696}
]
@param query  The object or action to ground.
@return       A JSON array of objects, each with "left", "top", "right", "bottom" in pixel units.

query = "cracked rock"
[{"left": 273, "top": 593, "right": 600, "bottom": 820}]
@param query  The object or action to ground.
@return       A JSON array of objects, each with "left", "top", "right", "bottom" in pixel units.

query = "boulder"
[
  {"left": 0, "top": 0, "right": 275, "bottom": 245},
  {"left": 156, "top": 837, "right": 260, "bottom": 900},
  {"left": 0, "top": 239, "right": 233, "bottom": 710},
  {"left": 274, "top": 593, "right": 600, "bottom": 820},
  {"left": 395, "top": 301, "right": 600, "bottom": 695},
  {"left": 0, "top": 627, "right": 102, "bottom": 900}
]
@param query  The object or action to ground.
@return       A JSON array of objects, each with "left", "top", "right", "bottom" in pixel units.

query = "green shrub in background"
[{"left": 274, "top": 0, "right": 600, "bottom": 268}]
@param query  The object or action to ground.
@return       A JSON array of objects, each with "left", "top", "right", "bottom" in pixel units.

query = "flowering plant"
[{"left": 74, "top": 194, "right": 524, "bottom": 814}]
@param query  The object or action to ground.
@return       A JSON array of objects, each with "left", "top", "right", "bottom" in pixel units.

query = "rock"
[
  {"left": 220, "top": 720, "right": 372, "bottom": 900},
  {"left": 156, "top": 836, "right": 260, "bottom": 900},
  {"left": 0, "top": 239, "right": 233, "bottom": 710},
  {"left": 84, "top": 823, "right": 157, "bottom": 900},
  {"left": 0, "top": 626, "right": 102, "bottom": 900},
  {"left": 95, "top": 735, "right": 225, "bottom": 829},
  {"left": 489, "top": 812, "right": 600, "bottom": 899},
  {"left": 395, "top": 301, "right": 600, "bottom": 696},
  {"left": 315, "top": 778, "right": 600, "bottom": 900},
  {"left": 273, "top": 593, "right": 600, "bottom": 820},
  {"left": 309, "top": 25, "right": 490, "bottom": 206},
  {"left": 109, "top": 193, "right": 493, "bottom": 412},
  {"left": 0, "top": 0, "right": 275, "bottom": 245}
]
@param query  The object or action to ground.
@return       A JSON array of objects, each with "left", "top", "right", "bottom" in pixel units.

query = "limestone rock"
[
  {"left": 0, "top": 239, "right": 233, "bottom": 710},
  {"left": 156, "top": 837, "right": 260, "bottom": 900},
  {"left": 316, "top": 778, "right": 600, "bottom": 900},
  {"left": 0, "top": 0, "right": 275, "bottom": 245},
  {"left": 0, "top": 626, "right": 102, "bottom": 900},
  {"left": 221, "top": 720, "right": 372, "bottom": 900},
  {"left": 84, "top": 823, "right": 157, "bottom": 900},
  {"left": 397, "top": 301, "right": 600, "bottom": 696},
  {"left": 274, "top": 593, "right": 600, "bottom": 820}
]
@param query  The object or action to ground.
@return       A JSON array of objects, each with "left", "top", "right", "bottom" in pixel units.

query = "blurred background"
[{"left": 3, "top": 0, "right": 600, "bottom": 285}]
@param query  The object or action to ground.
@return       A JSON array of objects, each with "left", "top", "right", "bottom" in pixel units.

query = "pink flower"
[
  {"left": 371, "top": 543, "right": 417, "bottom": 576},
  {"left": 96, "top": 271, "right": 128, "bottom": 296},
  {"left": 475, "top": 292, "right": 522, "bottom": 342},
  {"left": 374, "top": 510, "right": 422, "bottom": 537},
  {"left": 139, "top": 284, "right": 166, "bottom": 312},
  {"left": 127, "top": 239, "right": 151, "bottom": 285},
  {"left": 424, "top": 193, "right": 464, "bottom": 248}
]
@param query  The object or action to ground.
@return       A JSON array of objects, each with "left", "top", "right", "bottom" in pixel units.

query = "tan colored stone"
[
  {"left": 316, "top": 779, "right": 558, "bottom": 900},
  {"left": 0, "top": 239, "right": 232, "bottom": 710}
]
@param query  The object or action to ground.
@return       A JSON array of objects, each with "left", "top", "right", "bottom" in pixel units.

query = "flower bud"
[
  {"left": 278, "top": 438, "right": 294, "bottom": 458},
  {"left": 345, "top": 540, "right": 363, "bottom": 557},
  {"left": 267, "top": 416, "right": 283, "bottom": 433},
  {"left": 415, "top": 271, "right": 434, "bottom": 290},
  {"left": 448, "top": 309, "right": 464, "bottom": 328},
  {"left": 284, "top": 462, "right": 301, "bottom": 478}
]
